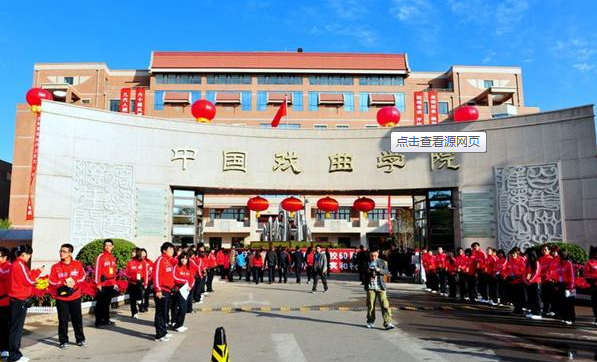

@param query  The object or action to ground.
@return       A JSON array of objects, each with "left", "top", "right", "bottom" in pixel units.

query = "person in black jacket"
[
  {"left": 356, "top": 246, "right": 370, "bottom": 285},
  {"left": 278, "top": 248, "right": 290, "bottom": 283},
  {"left": 293, "top": 247, "right": 305, "bottom": 284},
  {"left": 266, "top": 247, "right": 278, "bottom": 284}
]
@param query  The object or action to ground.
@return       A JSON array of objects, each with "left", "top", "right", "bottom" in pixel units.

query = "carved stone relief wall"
[
  {"left": 495, "top": 163, "right": 562, "bottom": 251},
  {"left": 71, "top": 160, "right": 134, "bottom": 248}
]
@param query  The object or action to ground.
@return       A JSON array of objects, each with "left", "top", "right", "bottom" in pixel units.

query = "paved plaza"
[{"left": 19, "top": 276, "right": 597, "bottom": 362}]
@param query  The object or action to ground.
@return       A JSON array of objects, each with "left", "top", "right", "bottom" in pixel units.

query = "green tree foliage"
[
  {"left": 76, "top": 238, "right": 137, "bottom": 271},
  {"left": 526, "top": 242, "right": 588, "bottom": 265},
  {"left": 0, "top": 218, "right": 11, "bottom": 229}
]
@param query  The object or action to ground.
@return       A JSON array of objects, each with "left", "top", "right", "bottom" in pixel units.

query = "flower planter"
[{"left": 27, "top": 294, "right": 130, "bottom": 315}]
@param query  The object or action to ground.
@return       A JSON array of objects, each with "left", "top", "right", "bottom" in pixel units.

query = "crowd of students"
[{"left": 419, "top": 242, "right": 597, "bottom": 326}]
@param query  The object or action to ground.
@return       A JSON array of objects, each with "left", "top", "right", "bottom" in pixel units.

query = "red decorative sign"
[
  {"left": 428, "top": 90, "right": 439, "bottom": 124},
  {"left": 414, "top": 91, "right": 425, "bottom": 125},
  {"left": 327, "top": 249, "right": 358, "bottom": 273},
  {"left": 119, "top": 88, "right": 131, "bottom": 113},
  {"left": 134, "top": 88, "right": 145, "bottom": 115},
  {"left": 26, "top": 114, "right": 41, "bottom": 220}
]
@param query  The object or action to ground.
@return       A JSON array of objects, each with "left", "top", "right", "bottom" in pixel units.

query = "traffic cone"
[{"left": 211, "top": 327, "right": 230, "bottom": 362}]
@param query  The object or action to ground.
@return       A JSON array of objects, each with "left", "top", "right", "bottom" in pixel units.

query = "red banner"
[
  {"left": 134, "top": 88, "right": 145, "bottom": 116},
  {"left": 428, "top": 91, "right": 439, "bottom": 124},
  {"left": 119, "top": 88, "right": 131, "bottom": 113},
  {"left": 328, "top": 249, "right": 358, "bottom": 273},
  {"left": 25, "top": 113, "right": 41, "bottom": 220},
  {"left": 414, "top": 91, "right": 425, "bottom": 125}
]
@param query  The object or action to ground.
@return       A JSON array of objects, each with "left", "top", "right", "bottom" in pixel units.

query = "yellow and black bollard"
[{"left": 211, "top": 327, "right": 230, "bottom": 362}]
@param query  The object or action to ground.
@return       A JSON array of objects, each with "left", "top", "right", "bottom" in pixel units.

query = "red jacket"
[
  {"left": 189, "top": 256, "right": 202, "bottom": 278},
  {"left": 153, "top": 254, "right": 174, "bottom": 293},
  {"left": 0, "top": 261, "right": 11, "bottom": 307},
  {"left": 306, "top": 253, "right": 314, "bottom": 267},
  {"left": 250, "top": 255, "right": 264, "bottom": 268},
  {"left": 525, "top": 262, "right": 541, "bottom": 284},
  {"left": 198, "top": 255, "right": 209, "bottom": 275},
  {"left": 435, "top": 253, "right": 447, "bottom": 270},
  {"left": 173, "top": 265, "right": 194, "bottom": 288},
  {"left": 207, "top": 253, "right": 217, "bottom": 269},
  {"left": 446, "top": 258, "right": 457, "bottom": 275},
  {"left": 9, "top": 259, "right": 42, "bottom": 300},
  {"left": 483, "top": 255, "right": 498, "bottom": 276},
  {"left": 548, "top": 260, "right": 575, "bottom": 289},
  {"left": 49, "top": 260, "right": 86, "bottom": 301},
  {"left": 125, "top": 259, "right": 148, "bottom": 287},
  {"left": 471, "top": 249, "right": 487, "bottom": 271},
  {"left": 455, "top": 254, "right": 468, "bottom": 272},
  {"left": 422, "top": 253, "right": 437, "bottom": 272},
  {"left": 504, "top": 257, "right": 526, "bottom": 283},
  {"left": 216, "top": 251, "right": 226, "bottom": 266},
  {"left": 95, "top": 251, "right": 117, "bottom": 287},
  {"left": 584, "top": 259, "right": 597, "bottom": 281},
  {"left": 538, "top": 255, "right": 553, "bottom": 280},
  {"left": 144, "top": 259, "right": 154, "bottom": 283},
  {"left": 495, "top": 256, "right": 507, "bottom": 276}
]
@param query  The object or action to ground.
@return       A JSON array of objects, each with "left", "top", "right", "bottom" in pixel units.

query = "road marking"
[
  {"left": 140, "top": 332, "right": 186, "bottom": 362},
  {"left": 271, "top": 334, "right": 308, "bottom": 362},
  {"left": 378, "top": 327, "right": 453, "bottom": 362}
]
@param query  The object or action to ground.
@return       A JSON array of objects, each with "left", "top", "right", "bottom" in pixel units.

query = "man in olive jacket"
[{"left": 364, "top": 249, "right": 395, "bottom": 330}]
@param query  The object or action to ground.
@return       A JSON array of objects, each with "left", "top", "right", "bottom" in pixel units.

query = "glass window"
[
  {"left": 359, "top": 76, "right": 404, "bottom": 86},
  {"left": 64, "top": 76, "right": 74, "bottom": 85},
  {"left": 313, "top": 124, "right": 327, "bottom": 129},
  {"left": 336, "top": 124, "right": 349, "bottom": 129},
  {"left": 209, "top": 208, "right": 246, "bottom": 221},
  {"left": 207, "top": 74, "right": 250, "bottom": 84},
  {"left": 173, "top": 190, "right": 195, "bottom": 197},
  {"left": 439, "top": 102, "right": 449, "bottom": 114},
  {"left": 484, "top": 80, "right": 494, "bottom": 88},
  {"left": 424, "top": 101, "right": 429, "bottom": 114},
  {"left": 109, "top": 100, "right": 120, "bottom": 112},
  {"left": 257, "top": 75, "right": 301, "bottom": 84},
  {"left": 155, "top": 74, "right": 164, "bottom": 84},
  {"left": 309, "top": 75, "right": 353, "bottom": 85}
]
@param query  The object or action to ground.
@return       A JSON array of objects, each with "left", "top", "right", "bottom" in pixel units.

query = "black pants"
[
  {"left": 56, "top": 298, "right": 85, "bottom": 344},
  {"left": 307, "top": 266, "right": 314, "bottom": 283},
  {"left": 278, "top": 267, "right": 288, "bottom": 283},
  {"left": 268, "top": 266, "right": 276, "bottom": 283},
  {"left": 193, "top": 276, "right": 203, "bottom": 302},
  {"left": 487, "top": 276, "right": 498, "bottom": 303},
  {"left": 8, "top": 299, "right": 27, "bottom": 361},
  {"left": 447, "top": 273, "right": 457, "bottom": 298},
  {"left": 509, "top": 282, "right": 526, "bottom": 314},
  {"left": 236, "top": 266, "right": 244, "bottom": 280},
  {"left": 187, "top": 285, "right": 194, "bottom": 313},
  {"left": 541, "top": 282, "right": 554, "bottom": 314},
  {"left": 526, "top": 283, "right": 542, "bottom": 316},
  {"left": 206, "top": 269, "right": 214, "bottom": 292},
  {"left": 466, "top": 275, "right": 477, "bottom": 301},
  {"left": 497, "top": 276, "right": 509, "bottom": 304},
  {"left": 295, "top": 267, "right": 302, "bottom": 283},
  {"left": 590, "top": 284, "right": 597, "bottom": 320},
  {"left": 478, "top": 273, "right": 488, "bottom": 300},
  {"left": 554, "top": 284, "right": 575, "bottom": 322},
  {"left": 252, "top": 267, "right": 262, "bottom": 284},
  {"left": 94, "top": 286, "right": 114, "bottom": 326},
  {"left": 154, "top": 292, "right": 171, "bottom": 339},
  {"left": 245, "top": 267, "right": 251, "bottom": 282},
  {"left": 458, "top": 272, "right": 467, "bottom": 301},
  {"left": 312, "top": 269, "right": 328, "bottom": 291},
  {"left": 0, "top": 305, "right": 9, "bottom": 353},
  {"left": 437, "top": 270, "right": 447, "bottom": 294},
  {"left": 128, "top": 283, "right": 143, "bottom": 316},
  {"left": 173, "top": 292, "right": 187, "bottom": 328},
  {"left": 142, "top": 284, "right": 152, "bottom": 312}
]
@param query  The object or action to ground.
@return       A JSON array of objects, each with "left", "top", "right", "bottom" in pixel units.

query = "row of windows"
[{"left": 153, "top": 73, "right": 406, "bottom": 86}]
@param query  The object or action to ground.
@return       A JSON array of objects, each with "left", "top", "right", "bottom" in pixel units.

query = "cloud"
[
  {"left": 482, "top": 51, "right": 497, "bottom": 64},
  {"left": 324, "top": 23, "right": 377, "bottom": 46},
  {"left": 551, "top": 37, "right": 597, "bottom": 72},
  {"left": 327, "top": 0, "right": 364, "bottom": 20},
  {"left": 390, "top": 0, "right": 432, "bottom": 23},
  {"left": 495, "top": 0, "right": 529, "bottom": 35},
  {"left": 572, "top": 63, "right": 595, "bottom": 72}
]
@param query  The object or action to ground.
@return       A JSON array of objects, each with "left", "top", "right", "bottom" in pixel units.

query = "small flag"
[{"left": 271, "top": 95, "right": 287, "bottom": 127}]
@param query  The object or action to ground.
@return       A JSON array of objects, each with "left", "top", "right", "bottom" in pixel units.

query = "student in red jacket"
[
  {"left": 305, "top": 247, "right": 315, "bottom": 284},
  {"left": 250, "top": 250, "right": 264, "bottom": 285},
  {"left": 455, "top": 247, "right": 468, "bottom": 302},
  {"left": 0, "top": 247, "right": 11, "bottom": 359},
  {"left": 172, "top": 253, "right": 193, "bottom": 332},
  {"left": 8, "top": 245, "right": 43, "bottom": 362},
  {"left": 125, "top": 248, "right": 147, "bottom": 319},
  {"left": 49, "top": 243, "right": 87, "bottom": 349},
  {"left": 538, "top": 245, "right": 554, "bottom": 316},
  {"left": 153, "top": 242, "right": 175, "bottom": 342},
  {"left": 445, "top": 252, "right": 458, "bottom": 299},
  {"left": 504, "top": 247, "right": 526, "bottom": 314},
  {"left": 549, "top": 250, "right": 575, "bottom": 325},
  {"left": 94, "top": 239, "right": 118, "bottom": 328},
  {"left": 584, "top": 246, "right": 597, "bottom": 325},
  {"left": 494, "top": 249, "right": 508, "bottom": 305},
  {"left": 422, "top": 249, "right": 437, "bottom": 292},
  {"left": 523, "top": 250, "right": 542, "bottom": 319},
  {"left": 140, "top": 248, "right": 152, "bottom": 313},
  {"left": 435, "top": 247, "right": 448, "bottom": 296}
]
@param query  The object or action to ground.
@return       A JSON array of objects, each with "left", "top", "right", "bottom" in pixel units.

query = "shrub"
[
  {"left": 0, "top": 218, "right": 11, "bottom": 229},
  {"left": 526, "top": 242, "right": 588, "bottom": 265},
  {"left": 76, "top": 238, "right": 137, "bottom": 271}
]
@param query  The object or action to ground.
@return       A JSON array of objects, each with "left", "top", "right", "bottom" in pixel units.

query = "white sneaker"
[
  {"left": 165, "top": 333, "right": 173, "bottom": 338},
  {"left": 525, "top": 313, "right": 534, "bottom": 318},
  {"left": 385, "top": 323, "right": 396, "bottom": 330},
  {"left": 155, "top": 336, "right": 170, "bottom": 342},
  {"left": 488, "top": 301, "right": 497, "bottom": 306},
  {"left": 593, "top": 321, "right": 597, "bottom": 326},
  {"left": 366, "top": 323, "right": 374, "bottom": 329},
  {"left": 175, "top": 326, "right": 188, "bottom": 332},
  {"left": 530, "top": 315, "right": 542, "bottom": 320},
  {"left": 546, "top": 312, "right": 555, "bottom": 317},
  {"left": 15, "top": 357, "right": 30, "bottom": 362},
  {"left": 198, "top": 300, "right": 204, "bottom": 304},
  {"left": 563, "top": 320, "right": 573, "bottom": 326},
  {"left": 1, "top": 351, "right": 8, "bottom": 358},
  {"left": 132, "top": 314, "right": 139, "bottom": 319}
]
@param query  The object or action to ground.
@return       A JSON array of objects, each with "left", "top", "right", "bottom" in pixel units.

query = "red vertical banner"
[
  {"left": 134, "top": 88, "right": 145, "bottom": 116},
  {"left": 428, "top": 90, "right": 439, "bottom": 124},
  {"left": 25, "top": 113, "right": 41, "bottom": 220},
  {"left": 387, "top": 195, "right": 393, "bottom": 235},
  {"left": 119, "top": 88, "right": 131, "bottom": 113},
  {"left": 414, "top": 91, "right": 425, "bottom": 125}
]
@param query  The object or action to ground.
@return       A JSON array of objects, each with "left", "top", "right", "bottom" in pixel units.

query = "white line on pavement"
[{"left": 271, "top": 334, "right": 308, "bottom": 362}]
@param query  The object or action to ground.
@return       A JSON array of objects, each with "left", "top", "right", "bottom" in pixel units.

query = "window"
[
  {"left": 359, "top": 76, "right": 404, "bottom": 86},
  {"left": 155, "top": 73, "right": 201, "bottom": 84},
  {"left": 483, "top": 80, "right": 494, "bottom": 88},
  {"left": 109, "top": 100, "right": 120, "bottom": 112},
  {"left": 365, "top": 125, "right": 378, "bottom": 128},
  {"left": 313, "top": 124, "right": 328, "bottom": 129},
  {"left": 207, "top": 74, "right": 251, "bottom": 85},
  {"left": 209, "top": 208, "right": 246, "bottom": 221},
  {"left": 315, "top": 207, "right": 351, "bottom": 221},
  {"left": 309, "top": 75, "right": 353, "bottom": 85},
  {"left": 82, "top": 99, "right": 90, "bottom": 104},
  {"left": 260, "top": 123, "right": 300, "bottom": 129},
  {"left": 336, "top": 124, "right": 349, "bottom": 129},
  {"left": 257, "top": 75, "right": 302, "bottom": 85},
  {"left": 424, "top": 101, "right": 429, "bottom": 114},
  {"left": 439, "top": 102, "right": 449, "bottom": 114},
  {"left": 64, "top": 76, "right": 74, "bottom": 85}
]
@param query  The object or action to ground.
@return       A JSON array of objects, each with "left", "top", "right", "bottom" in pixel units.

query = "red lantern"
[
  {"left": 376, "top": 106, "right": 401, "bottom": 127},
  {"left": 353, "top": 197, "right": 375, "bottom": 218},
  {"left": 281, "top": 196, "right": 303, "bottom": 217},
  {"left": 25, "top": 88, "right": 53, "bottom": 113},
  {"left": 191, "top": 99, "right": 216, "bottom": 123},
  {"left": 453, "top": 106, "right": 479, "bottom": 122},
  {"left": 247, "top": 196, "right": 269, "bottom": 217},
  {"left": 317, "top": 196, "right": 339, "bottom": 218}
]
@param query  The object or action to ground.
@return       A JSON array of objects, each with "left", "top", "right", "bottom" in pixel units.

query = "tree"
[{"left": 0, "top": 218, "right": 11, "bottom": 229}]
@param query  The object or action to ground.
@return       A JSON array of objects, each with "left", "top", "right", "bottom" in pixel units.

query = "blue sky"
[{"left": 1, "top": 0, "right": 596, "bottom": 162}]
